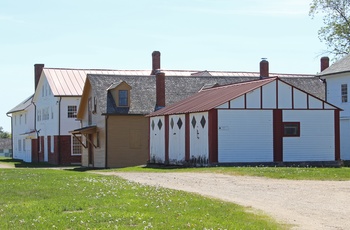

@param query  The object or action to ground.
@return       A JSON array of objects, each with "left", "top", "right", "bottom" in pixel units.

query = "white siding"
[
  {"left": 168, "top": 115, "right": 186, "bottom": 163},
  {"left": 262, "top": 81, "right": 276, "bottom": 108},
  {"left": 230, "top": 95, "right": 244, "bottom": 108},
  {"left": 11, "top": 104, "right": 35, "bottom": 162},
  {"left": 278, "top": 81, "right": 292, "bottom": 108},
  {"left": 309, "top": 96, "right": 323, "bottom": 109},
  {"left": 246, "top": 88, "right": 260, "bottom": 108},
  {"left": 324, "top": 73, "right": 350, "bottom": 117},
  {"left": 189, "top": 112, "right": 209, "bottom": 162},
  {"left": 60, "top": 97, "right": 81, "bottom": 134},
  {"left": 294, "top": 89, "right": 307, "bottom": 109},
  {"left": 150, "top": 116, "right": 165, "bottom": 163},
  {"left": 283, "top": 110, "right": 335, "bottom": 161},
  {"left": 218, "top": 110, "right": 273, "bottom": 162},
  {"left": 323, "top": 73, "right": 350, "bottom": 160},
  {"left": 81, "top": 90, "right": 106, "bottom": 168},
  {"left": 340, "top": 118, "right": 350, "bottom": 160},
  {"left": 216, "top": 103, "right": 229, "bottom": 109}
]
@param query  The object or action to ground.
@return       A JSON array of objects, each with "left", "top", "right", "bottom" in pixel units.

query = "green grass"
[
  {"left": 0, "top": 168, "right": 283, "bottom": 230},
  {"left": 0, "top": 157, "right": 56, "bottom": 168},
  {"left": 106, "top": 165, "right": 350, "bottom": 181},
  {"left": 2, "top": 156, "right": 350, "bottom": 180}
]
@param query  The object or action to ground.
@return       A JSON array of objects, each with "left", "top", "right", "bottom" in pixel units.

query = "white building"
[
  {"left": 149, "top": 77, "right": 340, "bottom": 166},
  {"left": 319, "top": 55, "right": 350, "bottom": 160},
  {"left": 6, "top": 95, "right": 35, "bottom": 162}
]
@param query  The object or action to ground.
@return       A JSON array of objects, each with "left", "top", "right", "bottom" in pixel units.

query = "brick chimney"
[
  {"left": 260, "top": 58, "right": 269, "bottom": 79},
  {"left": 34, "top": 64, "right": 44, "bottom": 90},
  {"left": 320, "top": 56, "right": 329, "bottom": 72},
  {"left": 151, "top": 51, "right": 161, "bottom": 75},
  {"left": 155, "top": 70, "right": 165, "bottom": 110}
]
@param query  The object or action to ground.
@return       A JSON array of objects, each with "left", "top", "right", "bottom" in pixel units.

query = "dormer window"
[
  {"left": 119, "top": 90, "right": 128, "bottom": 106},
  {"left": 108, "top": 81, "right": 131, "bottom": 108}
]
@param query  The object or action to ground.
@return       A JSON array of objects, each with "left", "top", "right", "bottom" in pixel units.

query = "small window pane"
[
  {"left": 283, "top": 123, "right": 300, "bottom": 137},
  {"left": 68, "top": 106, "right": 77, "bottom": 118},
  {"left": 342, "top": 84, "right": 348, "bottom": 103},
  {"left": 119, "top": 90, "right": 128, "bottom": 106},
  {"left": 72, "top": 136, "right": 82, "bottom": 155}
]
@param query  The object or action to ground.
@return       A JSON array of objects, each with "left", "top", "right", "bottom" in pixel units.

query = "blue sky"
[{"left": 1, "top": 0, "right": 329, "bottom": 132}]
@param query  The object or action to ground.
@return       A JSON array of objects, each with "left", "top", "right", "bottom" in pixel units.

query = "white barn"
[{"left": 148, "top": 77, "right": 341, "bottom": 165}]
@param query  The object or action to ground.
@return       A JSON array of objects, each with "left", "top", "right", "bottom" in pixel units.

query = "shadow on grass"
[{"left": 0, "top": 157, "right": 75, "bottom": 169}]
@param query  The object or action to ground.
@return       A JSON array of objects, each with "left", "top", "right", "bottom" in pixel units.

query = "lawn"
[
  {"left": 0, "top": 168, "right": 283, "bottom": 230},
  {"left": 107, "top": 165, "right": 350, "bottom": 181}
]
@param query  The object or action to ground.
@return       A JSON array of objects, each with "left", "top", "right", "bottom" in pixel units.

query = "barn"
[{"left": 148, "top": 77, "right": 341, "bottom": 166}]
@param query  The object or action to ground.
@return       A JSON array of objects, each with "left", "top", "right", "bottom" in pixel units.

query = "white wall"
[
  {"left": 278, "top": 81, "right": 292, "bottom": 108},
  {"left": 325, "top": 73, "right": 350, "bottom": 117},
  {"left": 189, "top": 112, "right": 209, "bottom": 162},
  {"left": 12, "top": 104, "right": 35, "bottom": 162},
  {"left": 35, "top": 76, "right": 82, "bottom": 162},
  {"left": 218, "top": 110, "right": 273, "bottom": 162},
  {"left": 80, "top": 90, "right": 105, "bottom": 168},
  {"left": 283, "top": 110, "right": 335, "bottom": 161},
  {"left": 340, "top": 118, "right": 350, "bottom": 160},
  {"left": 323, "top": 73, "right": 350, "bottom": 160},
  {"left": 149, "top": 116, "right": 165, "bottom": 163},
  {"left": 168, "top": 114, "right": 186, "bottom": 164}
]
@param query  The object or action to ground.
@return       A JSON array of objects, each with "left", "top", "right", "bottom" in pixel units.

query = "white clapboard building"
[{"left": 148, "top": 77, "right": 341, "bottom": 166}]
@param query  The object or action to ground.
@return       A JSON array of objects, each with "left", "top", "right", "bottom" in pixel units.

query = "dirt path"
[
  {"left": 100, "top": 172, "right": 350, "bottom": 230},
  {"left": 0, "top": 163, "right": 14, "bottom": 168}
]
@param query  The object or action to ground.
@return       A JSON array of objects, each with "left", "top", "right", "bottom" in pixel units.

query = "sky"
[{"left": 0, "top": 0, "right": 330, "bottom": 132}]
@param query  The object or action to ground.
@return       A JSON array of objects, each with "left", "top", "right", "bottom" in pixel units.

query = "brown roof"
[{"left": 148, "top": 77, "right": 276, "bottom": 116}]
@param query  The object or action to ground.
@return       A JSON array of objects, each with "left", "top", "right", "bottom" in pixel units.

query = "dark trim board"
[{"left": 273, "top": 109, "right": 283, "bottom": 162}]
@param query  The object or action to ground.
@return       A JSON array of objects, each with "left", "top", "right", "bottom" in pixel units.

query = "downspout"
[
  {"left": 58, "top": 97, "right": 62, "bottom": 165},
  {"left": 6, "top": 113, "right": 13, "bottom": 159},
  {"left": 105, "top": 115, "right": 108, "bottom": 169}
]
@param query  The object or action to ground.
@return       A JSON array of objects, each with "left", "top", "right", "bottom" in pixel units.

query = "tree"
[
  {"left": 309, "top": 0, "right": 350, "bottom": 59},
  {"left": 0, "top": 126, "right": 11, "bottom": 139}
]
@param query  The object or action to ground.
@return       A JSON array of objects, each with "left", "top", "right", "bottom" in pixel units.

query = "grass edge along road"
[
  {"left": 106, "top": 164, "right": 350, "bottom": 181},
  {"left": 0, "top": 168, "right": 285, "bottom": 230}
]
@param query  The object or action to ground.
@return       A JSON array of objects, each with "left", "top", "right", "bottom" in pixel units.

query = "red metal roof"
[{"left": 149, "top": 77, "right": 277, "bottom": 116}]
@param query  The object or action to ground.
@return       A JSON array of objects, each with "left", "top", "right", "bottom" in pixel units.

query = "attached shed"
[{"left": 148, "top": 77, "right": 341, "bottom": 165}]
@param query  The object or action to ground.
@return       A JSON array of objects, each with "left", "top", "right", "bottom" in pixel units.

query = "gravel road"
[{"left": 100, "top": 172, "right": 350, "bottom": 230}]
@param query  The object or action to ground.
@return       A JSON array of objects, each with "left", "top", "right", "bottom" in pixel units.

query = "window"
[
  {"left": 118, "top": 90, "right": 128, "bottom": 106},
  {"left": 72, "top": 136, "right": 82, "bottom": 155},
  {"left": 51, "top": 135, "right": 54, "bottom": 152},
  {"left": 23, "top": 139, "right": 26, "bottom": 151},
  {"left": 37, "top": 110, "right": 41, "bottom": 121},
  {"left": 18, "top": 139, "right": 22, "bottom": 151},
  {"left": 96, "top": 132, "right": 100, "bottom": 148},
  {"left": 283, "top": 122, "right": 300, "bottom": 137},
  {"left": 342, "top": 84, "right": 348, "bottom": 103},
  {"left": 68, "top": 106, "right": 77, "bottom": 118},
  {"left": 42, "top": 107, "right": 49, "bottom": 120},
  {"left": 88, "top": 97, "right": 92, "bottom": 125},
  {"left": 25, "top": 114, "right": 27, "bottom": 124}
]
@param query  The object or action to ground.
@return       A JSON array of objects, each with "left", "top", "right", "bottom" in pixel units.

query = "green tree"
[
  {"left": 0, "top": 126, "right": 11, "bottom": 139},
  {"left": 309, "top": 0, "right": 350, "bottom": 59}
]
